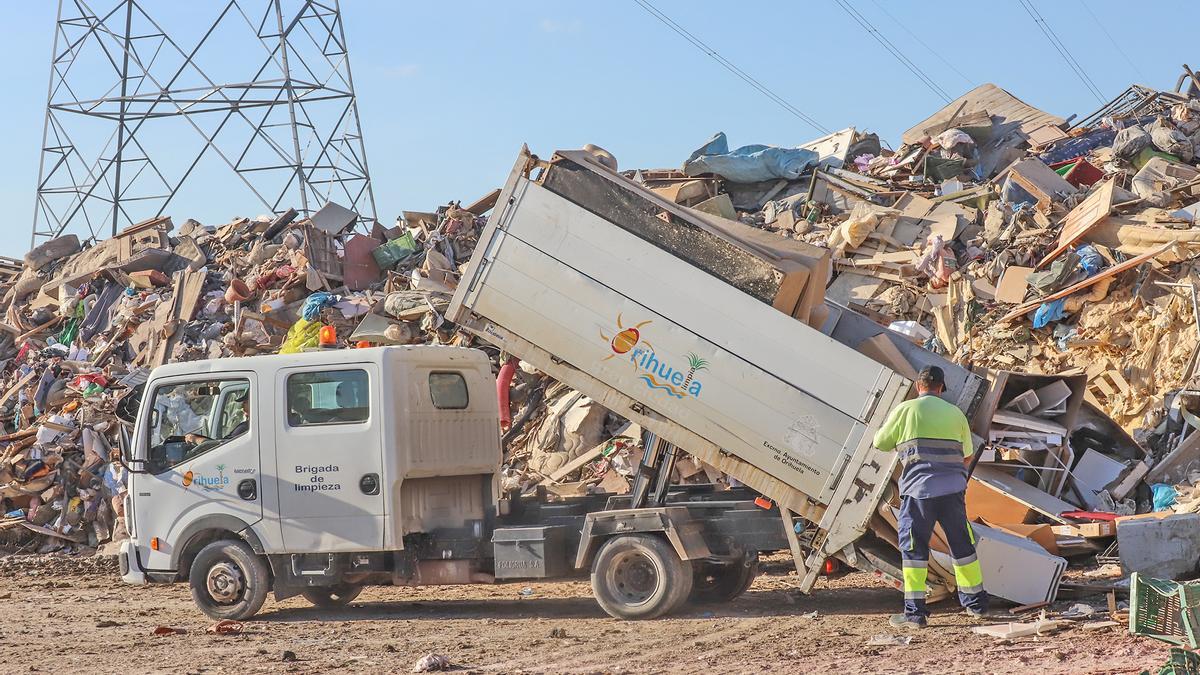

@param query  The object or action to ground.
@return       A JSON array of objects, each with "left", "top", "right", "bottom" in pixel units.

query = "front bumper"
[{"left": 119, "top": 540, "right": 146, "bottom": 585}]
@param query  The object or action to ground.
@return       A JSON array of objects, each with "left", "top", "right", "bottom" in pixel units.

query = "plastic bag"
[
  {"left": 301, "top": 292, "right": 341, "bottom": 321},
  {"left": 827, "top": 202, "right": 900, "bottom": 251},
  {"left": 1152, "top": 483, "right": 1178, "bottom": 511},
  {"left": 1111, "top": 125, "right": 1150, "bottom": 160},
  {"left": 279, "top": 318, "right": 323, "bottom": 354},
  {"left": 1032, "top": 298, "right": 1068, "bottom": 329}
]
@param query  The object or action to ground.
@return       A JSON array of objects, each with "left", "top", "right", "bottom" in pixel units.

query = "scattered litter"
[
  {"left": 867, "top": 634, "right": 912, "bottom": 646},
  {"left": 411, "top": 653, "right": 452, "bottom": 672},
  {"left": 152, "top": 625, "right": 185, "bottom": 636},
  {"left": 206, "top": 619, "right": 244, "bottom": 635}
]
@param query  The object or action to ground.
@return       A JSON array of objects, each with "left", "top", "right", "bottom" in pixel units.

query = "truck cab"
[{"left": 120, "top": 345, "right": 501, "bottom": 618}]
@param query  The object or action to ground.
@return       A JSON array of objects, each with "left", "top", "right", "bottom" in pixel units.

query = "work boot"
[
  {"left": 964, "top": 606, "right": 998, "bottom": 621},
  {"left": 888, "top": 613, "right": 927, "bottom": 629}
]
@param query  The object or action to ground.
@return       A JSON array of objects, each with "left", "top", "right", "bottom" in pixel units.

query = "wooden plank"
[
  {"left": 1036, "top": 179, "right": 1115, "bottom": 269},
  {"left": 856, "top": 334, "right": 919, "bottom": 381},
  {"left": 971, "top": 465, "right": 1075, "bottom": 524},
  {"left": 1007, "top": 158, "right": 1077, "bottom": 212},
  {"left": 537, "top": 441, "right": 609, "bottom": 486},
  {"left": 1000, "top": 242, "right": 1175, "bottom": 323}
]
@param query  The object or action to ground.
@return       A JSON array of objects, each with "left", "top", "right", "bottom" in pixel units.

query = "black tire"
[
  {"left": 690, "top": 555, "right": 759, "bottom": 604},
  {"left": 590, "top": 534, "right": 693, "bottom": 620},
  {"left": 302, "top": 583, "right": 363, "bottom": 608},
  {"left": 188, "top": 539, "right": 270, "bottom": 621}
]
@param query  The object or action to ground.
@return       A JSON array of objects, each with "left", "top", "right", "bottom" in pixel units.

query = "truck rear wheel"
[
  {"left": 690, "top": 555, "right": 759, "bottom": 603},
  {"left": 189, "top": 540, "right": 270, "bottom": 621},
  {"left": 302, "top": 583, "right": 363, "bottom": 608},
  {"left": 590, "top": 534, "right": 692, "bottom": 620}
]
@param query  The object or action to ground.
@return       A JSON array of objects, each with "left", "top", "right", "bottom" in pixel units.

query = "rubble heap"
[
  {"left": 8, "top": 67, "right": 1200, "bottom": 639},
  {"left": 616, "top": 70, "right": 1200, "bottom": 606}
]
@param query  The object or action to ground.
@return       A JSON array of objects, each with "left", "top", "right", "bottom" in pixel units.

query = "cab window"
[
  {"left": 287, "top": 369, "right": 370, "bottom": 426},
  {"left": 429, "top": 372, "right": 468, "bottom": 409},
  {"left": 146, "top": 379, "right": 250, "bottom": 473}
]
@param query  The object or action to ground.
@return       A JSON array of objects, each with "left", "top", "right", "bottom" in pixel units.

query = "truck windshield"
[{"left": 147, "top": 378, "right": 250, "bottom": 472}]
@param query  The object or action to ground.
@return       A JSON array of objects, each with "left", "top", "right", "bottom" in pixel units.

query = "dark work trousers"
[{"left": 897, "top": 492, "right": 989, "bottom": 619}]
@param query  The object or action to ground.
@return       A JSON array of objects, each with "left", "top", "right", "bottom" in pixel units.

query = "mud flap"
[{"left": 574, "top": 507, "right": 711, "bottom": 570}]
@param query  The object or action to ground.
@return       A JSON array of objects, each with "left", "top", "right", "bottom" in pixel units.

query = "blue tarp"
[
  {"left": 1032, "top": 298, "right": 1068, "bottom": 329},
  {"left": 683, "top": 132, "right": 819, "bottom": 183}
]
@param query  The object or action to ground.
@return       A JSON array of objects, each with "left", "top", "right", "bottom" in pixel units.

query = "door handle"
[
  {"left": 237, "top": 479, "right": 257, "bottom": 501},
  {"left": 359, "top": 473, "right": 380, "bottom": 495}
]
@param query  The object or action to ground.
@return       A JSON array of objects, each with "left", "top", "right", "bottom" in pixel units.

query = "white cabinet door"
[{"left": 273, "top": 363, "right": 385, "bottom": 552}]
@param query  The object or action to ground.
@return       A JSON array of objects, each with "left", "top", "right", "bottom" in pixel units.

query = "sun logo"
[
  {"left": 182, "top": 470, "right": 194, "bottom": 488},
  {"left": 600, "top": 313, "right": 653, "bottom": 361}
]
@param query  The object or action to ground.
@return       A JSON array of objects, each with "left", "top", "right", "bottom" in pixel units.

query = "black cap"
[{"left": 917, "top": 366, "right": 945, "bottom": 389}]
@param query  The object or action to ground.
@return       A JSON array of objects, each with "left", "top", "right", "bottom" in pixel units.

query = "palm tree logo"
[{"left": 682, "top": 353, "right": 708, "bottom": 392}]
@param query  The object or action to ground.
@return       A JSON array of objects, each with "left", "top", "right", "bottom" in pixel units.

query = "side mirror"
[{"left": 117, "top": 423, "right": 150, "bottom": 475}]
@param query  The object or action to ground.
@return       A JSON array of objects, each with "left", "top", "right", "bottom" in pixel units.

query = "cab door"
[
  {"left": 273, "top": 363, "right": 385, "bottom": 551},
  {"left": 132, "top": 374, "right": 262, "bottom": 572}
]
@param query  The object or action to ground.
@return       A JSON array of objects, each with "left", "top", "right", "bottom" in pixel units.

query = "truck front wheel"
[
  {"left": 302, "top": 583, "right": 363, "bottom": 608},
  {"left": 590, "top": 534, "right": 692, "bottom": 620},
  {"left": 189, "top": 540, "right": 270, "bottom": 620}
]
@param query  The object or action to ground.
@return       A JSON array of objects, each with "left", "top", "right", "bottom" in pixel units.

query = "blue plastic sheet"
[
  {"left": 683, "top": 132, "right": 819, "bottom": 183},
  {"left": 1077, "top": 245, "right": 1104, "bottom": 277},
  {"left": 1032, "top": 298, "right": 1068, "bottom": 329},
  {"left": 301, "top": 292, "right": 340, "bottom": 321},
  {"left": 1152, "top": 483, "right": 1178, "bottom": 511}
]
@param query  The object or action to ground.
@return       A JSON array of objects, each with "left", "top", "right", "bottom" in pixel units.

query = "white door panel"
[
  {"left": 132, "top": 375, "right": 261, "bottom": 571},
  {"left": 274, "top": 364, "right": 385, "bottom": 552}
]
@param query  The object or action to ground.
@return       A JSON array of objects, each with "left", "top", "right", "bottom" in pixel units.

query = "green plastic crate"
[{"left": 1130, "top": 573, "right": 1200, "bottom": 648}]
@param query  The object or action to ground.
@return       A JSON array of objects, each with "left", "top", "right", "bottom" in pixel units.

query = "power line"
[
  {"left": 630, "top": 0, "right": 830, "bottom": 134},
  {"left": 868, "top": 0, "right": 974, "bottom": 88},
  {"left": 1077, "top": 0, "right": 1147, "bottom": 83},
  {"left": 1018, "top": 0, "right": 1105, "bottom": 103},
  {"left": 833, "top": 0, "right": 952, "bottom": 103}
]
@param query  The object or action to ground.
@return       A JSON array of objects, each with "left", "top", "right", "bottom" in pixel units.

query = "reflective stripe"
[
  {"left": 903, "top": 566, "right": 928, "bottom": 594},
  {"left": 896, "top": 437, "right": 963, "bottom": 452},
  {"left": 958, "top": 583, "right": 985, "bottom": 595},
  {"left": 953, "top": 553, "right": 978, "bottom": 567},
  {"left": 900, "top": 449, "right": 967, "bottom": 466},
  {"left": 904, "top": 590, "right": 927, "bottom": 600},
  {"left": 902, "top": 559, "right": 928, "bottom": 569},
  {"left": 967, "top": 520, "right": 976, "bottom": 545},
  {"left": 953, "top": 559, "right": 984, "bottom": 590}
]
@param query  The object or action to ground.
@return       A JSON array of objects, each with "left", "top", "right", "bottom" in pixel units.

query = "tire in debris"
[
  {"left": 690, "top": 555, "right": 759, "bottom": 604},
  {"left": 302, "top": 583, "right": 363, "bottom": 608},
  {"left": 188, "top": 539, "right": 270, "bottom": 621},
  {"left": 590, "top": 534, "right": 693, "bottom": 620}
]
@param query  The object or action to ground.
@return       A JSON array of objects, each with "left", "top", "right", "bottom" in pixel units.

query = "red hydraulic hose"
[{"left": 497, "top": 356, "right": 517, "bottom": 430}]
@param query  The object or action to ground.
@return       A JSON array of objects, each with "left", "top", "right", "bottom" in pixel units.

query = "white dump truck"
[{"left": 119, "top": 146, "right": 984, "bottom": 621}]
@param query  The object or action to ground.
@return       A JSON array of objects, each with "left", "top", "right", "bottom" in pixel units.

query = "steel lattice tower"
[{"left": 31, "top": 0, "right": 377, "bottom": 246}]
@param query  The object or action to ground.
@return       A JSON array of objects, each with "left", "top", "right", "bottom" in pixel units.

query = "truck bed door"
[{"left": 273, "top": 363, "right": 385, "bottom": 552}]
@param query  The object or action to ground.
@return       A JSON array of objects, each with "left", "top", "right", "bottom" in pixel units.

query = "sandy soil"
[{"left": 0, "top": 554, "right": 1171, "bottom": 674}]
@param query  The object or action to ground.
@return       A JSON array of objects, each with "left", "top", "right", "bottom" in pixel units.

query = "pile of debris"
[
  {"left": 8, "top": 60, "right": 1200, "bottom": 648},
  {"left": 594, "top": 68, "right": 1200, "bottom": 618}
]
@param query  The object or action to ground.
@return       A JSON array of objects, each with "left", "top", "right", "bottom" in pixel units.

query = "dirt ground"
[{"left": 0, "top": 553, "right": 1172, "bottom": 674}]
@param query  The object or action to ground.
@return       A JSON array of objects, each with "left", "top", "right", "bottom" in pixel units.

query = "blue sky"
[{"left": 0, "top": 0, "right": 1196, "bottom": 255}]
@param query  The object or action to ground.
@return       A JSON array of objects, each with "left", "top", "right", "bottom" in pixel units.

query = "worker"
[{"left": 872, "top": 365, "right": 988, "bottom": 628}]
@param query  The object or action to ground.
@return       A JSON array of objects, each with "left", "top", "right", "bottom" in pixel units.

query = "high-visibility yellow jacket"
[{"left": 872, "top": 393, "right": 973, "bottom": 499}]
